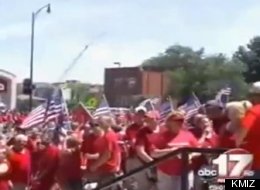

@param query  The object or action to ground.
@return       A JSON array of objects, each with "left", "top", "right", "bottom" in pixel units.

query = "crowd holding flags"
[
  {"left": 178, "top": 92, "right": 201, "bottom": 121},
  {"left": 19, "top": 86, "right": 232, "bottom": 132},
  {"left": 19, "top": 87, "right": 64, "bottom": 129},
  {"left": 158, "top": 101, "right": 173, "bottom": 123},
  {"left": 92, "top": 95, "right": 111, "bottom": 118}
]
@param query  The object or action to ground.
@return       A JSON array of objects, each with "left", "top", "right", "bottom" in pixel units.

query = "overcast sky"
[{"left": 1, "top": 0, "right": 260, "bottom": 84}]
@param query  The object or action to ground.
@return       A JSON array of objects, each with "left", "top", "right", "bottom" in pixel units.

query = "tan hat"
[{"left": 249, "top": 81, "right": 260, "bottom": 94}]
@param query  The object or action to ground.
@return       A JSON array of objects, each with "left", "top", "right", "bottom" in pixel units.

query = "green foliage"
[
  {"left": 142, "top": 45, "right": 248, "bottom": 102},
  {"left": 234, "top": 36, "right": 260, "bottom": 83},
  {"left": 142, "top": 45, "right": 204, "bottom": 71}
]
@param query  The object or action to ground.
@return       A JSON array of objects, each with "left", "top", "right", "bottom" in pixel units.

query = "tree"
[
  {"left": 66, "top": 83, "right": 91, "bottom": 109},
  {"left": 142, "top": 45, "right": 204, "bottom": 71},
  {"left": 235, "top": 36, "right": 260, "bottom": 83},
  {"left": 142, "top": 45, "right": 248, "bottom": 102}
]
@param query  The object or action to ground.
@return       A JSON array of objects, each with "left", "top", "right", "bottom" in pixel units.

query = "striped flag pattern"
[
  {"left": 19, "top": 104, "right": 46, "bottom": 129},
  {"left": 179, "top": 93, "right": 201, "bottom": 121},
  {"left": 19, "top": 88, "right": 63, "bottom": 129},
  {"left": 93, "top": 96, "right": 111, "bottom": 118},
  {"left": 159, "top": 101, "right": 172, "bottom": 123},
  {"left": 139, "top": 97, "right": 160, "bottom": 111}
]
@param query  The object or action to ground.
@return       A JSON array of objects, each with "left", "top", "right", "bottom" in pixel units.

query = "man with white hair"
[
  {"left": 237, "top": 81, "right": 260, "bottom": 178},
  {"left": 7, "top": 134, "right": 31, "bottom": 190}
]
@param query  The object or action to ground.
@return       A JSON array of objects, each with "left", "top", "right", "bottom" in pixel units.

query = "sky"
[{"left": 1, "top": 0, "right": 260, "bottom": 84}]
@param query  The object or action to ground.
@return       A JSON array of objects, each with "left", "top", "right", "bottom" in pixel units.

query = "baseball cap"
[{"left": 249, "top": 81, "right": 260, "bottom": 94}]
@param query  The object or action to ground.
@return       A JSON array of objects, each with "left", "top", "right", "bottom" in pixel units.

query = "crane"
[{"left": 58, "top": 32, "right": 106, "bottom": 82}]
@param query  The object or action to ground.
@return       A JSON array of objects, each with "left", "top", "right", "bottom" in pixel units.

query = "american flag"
[
  {"left": 159, "top": 101, "right": 172, "bottom": 123},
  {"left": 93, "top": 95, "right": 111, "bottom": 118},
  {"left": 139, "top": 97, "right": 160, "bottom": 111},
  {"left": 19, "top": 88, "right": 63, "bottom": 129},
  {"left": 215, "top": 87, "right": 231, "bottom": 106},
  {"left": 110, "top": 107, "right": 130, "bottom": 115},
  {"left": 178, "top": 93, "right": 201, "bottom": 121}
]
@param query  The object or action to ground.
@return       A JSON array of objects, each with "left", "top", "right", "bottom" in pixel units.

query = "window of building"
[
  {"left": 114, "top": 77, "right": 124, "bottom": 87},
  {"left": 127, "top": 77, "right": 136, "bottom": 89}
]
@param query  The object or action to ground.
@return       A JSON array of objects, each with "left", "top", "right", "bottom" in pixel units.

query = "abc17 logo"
[{"left": 198, "top": 148, "right": 254, "bottom": 182}]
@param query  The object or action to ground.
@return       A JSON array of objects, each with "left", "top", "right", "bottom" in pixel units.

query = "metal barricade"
[{"left": 91, "top": 147, "right": 226, "bottom": 190}]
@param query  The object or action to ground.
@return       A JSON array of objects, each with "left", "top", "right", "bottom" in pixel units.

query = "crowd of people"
[
  {"left": 0, "top": 111, "right": 27, "bottom": 126},
  {"left": 0, "top": 82, "right": 259, "bottom": 190}
]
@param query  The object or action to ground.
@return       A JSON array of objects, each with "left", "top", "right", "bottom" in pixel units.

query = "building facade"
[
  {"left": 0, "top": 69, "right": 17, "bottom": 109},
  {"left": 104, "top": 67, "right": 168, "bottom": 107}
]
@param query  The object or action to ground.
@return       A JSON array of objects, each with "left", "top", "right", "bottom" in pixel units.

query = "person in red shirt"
[
  {"left": 238, "top": 82, "right": 260, "bottom": 178},
  {"left": 125, "top": 106, "right": 146, "bottom": 159},
  {"left": 124, "top": 111, "right": 159, "bottom": 190},
  {"left": 26, "top": 130, "right": 41, "bottom": 176},
  {"left": 57, "top": 136, "right": 82, "bottom": 190},
  {"left": 218, "top": 101, "right": 252, "bottom": 149},
  {"left": 0, "top": 151, "right": 11, "bottom": 190},
  {"left": 83, "top": 116, "right": 121, "bottom": 190},
  {"left": 0, "top": 137, "right": 10, "bottom": 190},
  {"left": 189, "top": 114, "right": 219, "bottom": 190},
  {"left": 7, "top": 134, "right": 31, "bottom": 190},
  {"left": 32, "top": 136, "right": 60, "bottom": 190},
  {"left": 149, "top": 111, "right": 198, "bottom": 190}
]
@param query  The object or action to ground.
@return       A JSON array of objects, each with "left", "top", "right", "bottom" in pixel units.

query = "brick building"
[{"left": 104, "top": 67, "right": 168, "bottom": 107}]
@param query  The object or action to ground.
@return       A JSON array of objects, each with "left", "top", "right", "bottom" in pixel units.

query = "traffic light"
[{"left": 23, "top": 78, "right": 34, "bottom": 94}]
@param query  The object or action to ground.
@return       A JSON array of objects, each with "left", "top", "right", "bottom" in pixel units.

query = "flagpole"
[
  {"left": 79, "top": 101, "right": 94, "bottom": 120},
  {"left": 102, "top": 94, "right": 113, "bottom": 116},
  {"left": 168, "top": 96, "right": 174, "bottom": 111},
  {"left": 43, "top": 97, "right": 51, "bottom": 125}
]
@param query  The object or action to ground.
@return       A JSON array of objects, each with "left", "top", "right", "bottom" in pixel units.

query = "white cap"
[
  {"left": 249, "top": 81, "right": 260, "bottom": 94},
  {"left": 135, "top": 106, "right": 147, "bottom": 113}
]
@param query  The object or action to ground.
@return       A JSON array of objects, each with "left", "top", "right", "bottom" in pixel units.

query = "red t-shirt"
[
  {"left": 38, "top": 145, "right": 60, "bottom": 180},
  {"left": 241, "top": 105, "right": 260, "bottom": 170},
  {"left": 0, "top": 180, "right": 9, "bottom": 190},
  {"left": 135, "top": 126, "right": 155, "bottom": 155},
  {"left": 212, "top": 117, "right": 229, "bottom": 134},
  {"left": 190, "top": 128, "right": 219, "bottom": 171},
  {"left": 218, "top": 125, "right": 236, "bottom": 149},
  {"left": 8, "top": 148, "right": 31, "bottom": 184},
  {"left": 150, "top": 129, "right": 198, "bottom": 176},
  {"left": 26, "top": 138, "right": 40, "bottom": 174},
  {"left": 57, "top": 149, "right": 82, "bottom": 181},
  {"left": 125, "top": 123, "right": 142, "bottom": 157},
  {"left": 85, "top": 131, "right": 121, "bottom": 173}
]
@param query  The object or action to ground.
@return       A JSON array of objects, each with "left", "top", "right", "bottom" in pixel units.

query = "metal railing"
[{"left": 94, "top": 147, "right": 226, "bottom": 190}]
